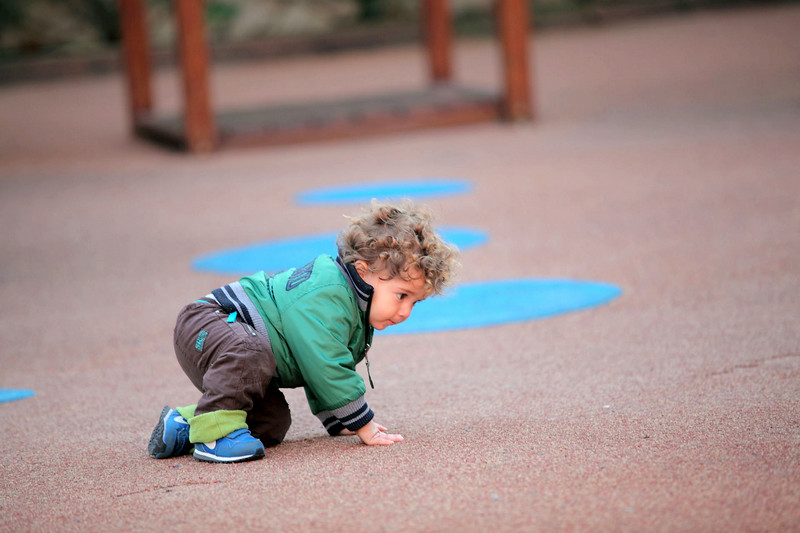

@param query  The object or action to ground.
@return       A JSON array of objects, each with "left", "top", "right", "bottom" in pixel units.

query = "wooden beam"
[
  {"left": 496, "top": 0, "right": 533, "bottom": 120},
  {"left": 175, "top": 0, "right": 217, "bottom": 152},
  {"left": 422, "top": 0, "right": 453, "bottom": 83},
  {"left": 118, "top": 0, "right": 153, "bottom": 125}
]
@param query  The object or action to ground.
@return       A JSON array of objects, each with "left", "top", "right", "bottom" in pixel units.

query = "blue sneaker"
[
  {"left": 148, "top": 406, "right": 193, "bottom": 459},
  {"left": 193, "top": 429, "right": 265, "bottom": 463}
]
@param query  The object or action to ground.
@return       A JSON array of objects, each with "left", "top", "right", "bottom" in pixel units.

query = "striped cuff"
[
  {"left": 317, "top": 396, "right": 374, "bottom": 433},
  {"left": 317, "top": 413, "right": 346, "bottom": 436}
]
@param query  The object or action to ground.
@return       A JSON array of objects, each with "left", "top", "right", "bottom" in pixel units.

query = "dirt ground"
[{"left": 1, "top": 4, "right": 798, "bottom": 532}]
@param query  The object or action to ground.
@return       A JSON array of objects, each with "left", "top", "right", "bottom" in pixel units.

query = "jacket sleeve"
[
  {"left": 280, "top": 284, "right": 374, "bottom": 432},
  {"left": 307, "top": 395, "right": 351, "bottom": 436}
]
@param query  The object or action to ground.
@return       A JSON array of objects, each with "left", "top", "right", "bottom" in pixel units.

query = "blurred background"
[{"left": 1, "top": 0, "right": 793, "bottom": 83}]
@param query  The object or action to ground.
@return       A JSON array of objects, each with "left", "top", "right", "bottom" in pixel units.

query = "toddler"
[{"left": 148, "top": 200, "right": 459, "bottom": 462}]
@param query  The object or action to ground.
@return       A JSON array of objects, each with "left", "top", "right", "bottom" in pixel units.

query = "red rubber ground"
[{"left": 1, "top": 5, "right": 798, "bottom": 531}]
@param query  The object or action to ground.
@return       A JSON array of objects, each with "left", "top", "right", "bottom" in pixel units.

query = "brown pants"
[{"left": 173, "top": 300, "right": 292, "bottom": 446}]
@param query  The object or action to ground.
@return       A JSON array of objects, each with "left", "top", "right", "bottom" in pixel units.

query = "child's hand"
[
  {"left": 339, "top": 423, "right": 388, "bottom": 436},
  {"left": 356, "top": 420, "right": 404, "bottom": 446}
]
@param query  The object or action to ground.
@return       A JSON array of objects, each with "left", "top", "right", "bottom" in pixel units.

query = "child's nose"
[{"left": 398, "top": 303, "right": 413, "bottom": 319}]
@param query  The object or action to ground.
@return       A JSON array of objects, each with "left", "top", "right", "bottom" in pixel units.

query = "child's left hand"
[
  {"left": 338, "top": 423, "right": 388, "bottom": 436},
  {"left": 356, "top": 420, "right": 404, "bottom": 446}
]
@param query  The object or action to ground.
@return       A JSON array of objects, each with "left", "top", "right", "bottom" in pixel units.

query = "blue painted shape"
[
  {"left": 0, "top": 389, "right": 35, "bottom": 404},
  {"left": 296, "top": 179, "right": 472, "bottom": 205},
  {"left": 379, "top": 279, "right": 622, "bottom": 335},
  {"left": 192, "top": 227, "right": 487, "bottom": 275}
]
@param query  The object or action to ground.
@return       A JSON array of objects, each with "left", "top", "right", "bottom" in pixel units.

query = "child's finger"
[
  {"left": 370, "top": 432, "right": 403, "bottom": 446},
  {"left": 385, "top": 432, "right": 403, "bottom": 443}
]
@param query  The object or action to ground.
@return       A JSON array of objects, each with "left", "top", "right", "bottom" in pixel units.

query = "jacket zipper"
[
  {"left": 364, "top": 343, "right": 374, "bottom": 389},
  {"left": 363, "top": 293, "right": 375, "bottom": 389}
]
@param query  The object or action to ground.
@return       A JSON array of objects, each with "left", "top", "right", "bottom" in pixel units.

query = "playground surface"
[{"left": 1, "top": 4, "right": 799, "bottom": 531}]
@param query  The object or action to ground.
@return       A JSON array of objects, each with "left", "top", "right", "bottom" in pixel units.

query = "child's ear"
[{"left": 354, "top": 260, "right": 369, "bottom": 277}]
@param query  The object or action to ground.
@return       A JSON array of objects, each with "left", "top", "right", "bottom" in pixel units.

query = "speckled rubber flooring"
[{"left": 1, "top": 4, "right": 798, "bottom": 531}]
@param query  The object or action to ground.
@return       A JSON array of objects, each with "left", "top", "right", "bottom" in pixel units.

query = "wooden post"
[
  {"left": 118, "top": 0, "right": 153, "bottom": 125},
  {"left": 496, "top": 0, "right": 533, "bottom": 120},
  {"left": 422, "top": 0, "right": 453, "bottom": 83},
  {"left": 175, "top": 0, "right": 217, "bottom": 152}
]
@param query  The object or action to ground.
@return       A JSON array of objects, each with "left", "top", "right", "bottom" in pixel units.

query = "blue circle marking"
[
  {"left": 192, "top": 227, "right": 488, "bottom": 275},
  {"left": 296, "top": 179, "right": 472, "bottom": 205},
  {"left": 378, "top": 279, "right": 623, "bottom": 335},
  {"left": 0, "top": 389, "right": 35, "bottom": 404}
]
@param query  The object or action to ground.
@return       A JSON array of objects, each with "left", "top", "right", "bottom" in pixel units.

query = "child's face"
[{"left": 355, "top": 261, "right": 430, "bottom": 330}]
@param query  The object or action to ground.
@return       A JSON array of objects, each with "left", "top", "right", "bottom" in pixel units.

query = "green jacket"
[{"left": 237, "top": 255, "right": 375, "bottom": 434}]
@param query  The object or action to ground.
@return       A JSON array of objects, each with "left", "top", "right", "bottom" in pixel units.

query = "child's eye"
[{"left": 397, "top": 293, "right": 407, "bottom": 300}]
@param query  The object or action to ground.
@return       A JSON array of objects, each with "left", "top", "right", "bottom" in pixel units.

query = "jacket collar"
[
  {"left": 336, "top": 255, "right": 376, "bottom": 388},
  {"left": 335, "top": 255, "right": 373, "bottom": 313}
]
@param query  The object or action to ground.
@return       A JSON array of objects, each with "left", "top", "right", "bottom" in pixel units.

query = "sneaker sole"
[
  {"left": 193, "top": 448, "right": 265, "bottom": 463},
  {"left": 147, "top": 405, "right": 171, "bottom": 458}
]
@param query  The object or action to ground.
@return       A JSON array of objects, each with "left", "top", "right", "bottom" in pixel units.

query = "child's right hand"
[{"left": 355, "top": 420, "right": 404, "bottom": 446}]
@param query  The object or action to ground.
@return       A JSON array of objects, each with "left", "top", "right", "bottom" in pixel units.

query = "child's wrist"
[{"left": 355, "top": 420, "right": 377, "bottom": 441}]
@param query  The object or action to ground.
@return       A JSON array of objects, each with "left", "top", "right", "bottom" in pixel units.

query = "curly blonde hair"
[{"left": 337, "top": 200, "right": 460, "bottom": 296}]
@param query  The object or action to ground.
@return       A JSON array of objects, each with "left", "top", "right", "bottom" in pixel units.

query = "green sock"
[{"left": 185, "top": 409, "right": 248, "bottom": 444}]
